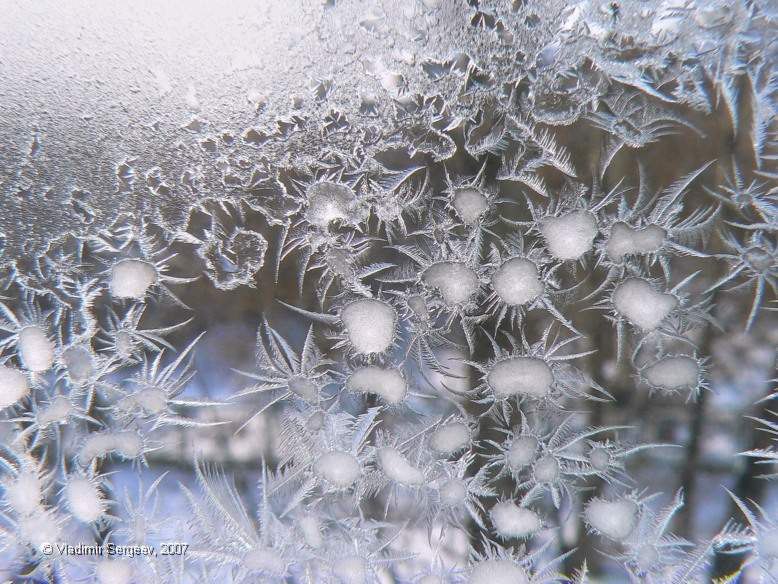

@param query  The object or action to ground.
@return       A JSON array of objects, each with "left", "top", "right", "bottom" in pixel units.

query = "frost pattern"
[{"left": 0, "top": 1, "right": 777, "bottom": 583}]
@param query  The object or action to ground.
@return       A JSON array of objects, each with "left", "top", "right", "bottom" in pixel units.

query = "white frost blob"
[
  {"left": 490, "top": 502, "right": 542, "bottom": 539},
  {"left": 644, "top": 356, "right": 699, "bottom": 390},
  {"left": 422, "top": 262, "right": 479, "bottom": 306},
  {"left": 38, "top": 396, "right": 72, "bottom": 426},
  {"left": 508, "top": 436, "right": 538, "bottom": 470},
  {"left": 585, "top": 498, "right": 639, "bottom": 540},
  {"left": 430, "top": 422, "right": 470, "bottom": 455},
  {"left": 439, "top": 479, "right": 467, "bottom": 506},
  {"left": 315, "top": 450, "right": 361, "bottom": 487},
  {"left": 65, "top": 476, "right": 105, "bottom": 523},
  {"left": 452, "top": 188, "right": 488, "bottom": 224},
  {"left": 606, "top": 222, "right": 665, "bottom": 261},
  {"left": 419, "top": 576, "right": 443, "bottom": 584},
  {"left": 79, "top": 431, "right": 143, "bottom": 464},
  {"left": 305, "top": 181, "right": 359, "bottom": 228},
  {"left": 299, "top": 515, "right": 323, "bottom": 549},
  {"left": 95, "top": 560, "right": 133, "bottom": 584},
  {"left": 346, "top": 366, "right": 407, "bottom": 404},
  {"left": 288, "top": 375, "right": 319, "bottom": 402},
  {"left": 114, "top": 431, "right": 143, "bottom": 458},
  {"left": 18, "top": 512, "right": 61, "bottom": 549},
  {"left": 110, "top": 259, "right": 157, "bottom": 299},
  {"left": 134, "top": 388, "right": 168, "bottom": 414},
  {"left": 588, "top": 447, "right": 611, "bottom": 471},
  {"left": 613, "top": 278, "right": 677, "bottom": 331},
  {"left": 0, "top": 365, "right": 29, "bottom": 408},
  {"left": 18, "top": 326, "right": 55, "bottom": 372},
  {"left": 539, "top": 210, "right": 598, "bottom": 260},
  {"left": 4, "top": 471, "right": 43, "bottom": 515},
  {"left": 533, "top": 455, "right": 560, "bottom": 483},
  {"left": 491, "top": 258, "right": 543, "bottom": 306},
  {"left": 333, "top": 555, "right": 368, "bottom": 584},
  {"left": 244, "top": 548, "right": 288, "bottom": 576},
  {"left": 378, "top": 447, "right": 424, "bottom": 485},
  {"left": 488, "top": 357, "right": 553, "bottom": 398},
  {"left": 62, "top": 346, "right": 95, "bottom": 384},
  {"left": 340, "top": 299, "right": 396, "bottom": 354},
  {"left": 470, "top": 559, "right": 529, "bottom": 584}
]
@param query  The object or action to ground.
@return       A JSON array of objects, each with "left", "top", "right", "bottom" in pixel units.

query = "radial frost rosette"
[
  {"left": 279, "top": 294, "right": 400, "bottom": 360},
  {"left": 0, "top": 296, "right": 57, "bottom": 374},
  {"left": 584, "top": 496, "right": 641, "bottom": 540},
  {"left": 489, "top": 500, "right": 544, "bottom": 541},
  {"left": 636, "top": 353, "right": 707, "bottom": 399},
  {"left": 427, "top": 414, "right": 476, "bottom": 459},
  {"left": 612, "top": 278, "right": 679, "bottom": 331},
  {"left": 435, "top": 163, "right": 506, "bottom": 237},
  {"left": 61, "top": 473, "right": 108, "bottom": 524},
  {"left": 469, "top": 329, "right": 608, "bottom": 414},
  {"left": 94, "top": 215, "right": 198, "bottom": 307},
  {"left": 0, "top": 364, "right": 30, "bottom": 409}
]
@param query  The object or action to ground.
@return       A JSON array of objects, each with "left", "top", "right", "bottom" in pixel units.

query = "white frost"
[
  {"left": 4, "top": 471, "right": 43, "bottom": 515},
  {"left": 0, "top": 365, "right": 29, "bottom": 408},
  {"left": 18, "top": 325, "right": 55, "bottom": 372},
  {"left": 507, "top": 436, "right": 538, "bottom": 470},
  {"left": 490, "top": 502, "right": 542, "bottom": 539},
  {"left": 533, "top": 455, "right": 560, "bottom": 483},
  {"left": 95, "top": 560, "right": 133, "bottom": 584},
  {"left": 340, "top": 299, "right": 396, "bottom": 354},
  {"left": 439, "top": 478, "right": 467, "bottom": 506},
  {"left": 613, "top": 278, "right": 677, "bottom": 330},
  {"left": 65, "top": 476, "right": 106, "bottom": 523},
  {"left": 453, "top": 188, "right": 488, "bottom": 224},
  {"left": 333, "top": 555, "right": 368, "bottom": 584},
  {"left": 470, "top": 559, "right": 529, "bottom": 584},
  {"left": 606, "top": 222, "right": 665, "bottom": 261},
  {"left": 62, "top": 345, "right": 95, "bottom": 383},
  {"left": 288, "top": 375, "right": 319, "bottom": 402},
  {"left": 110, "top": 259, "right": 157, "bottom": 299},
  {"left": 644, "top": 356, "right": 699, "bottom": 390},
  {"left": 315, "top": 450, "right": 361, "bottom": 487},
  {"left": 305, "top": 181, "right": 359, "bottom": 229},
  {"left": 585, "top": 498, "right": 639, "bottom": 540},
  {"left": 540, "top": 210, "right": 598, "bottom": 260},
  {"left": 244, "top": 548, "right": 287, "bottom": 576},
  {"left": 430, "top": 422, "right": 469, "bottom": 455},
  {"left": 491, "top": 258, "right": 543, "bottom": 306},
  {"left": 378, "top": 447, "right": 424, "bottom": 485},
  {"left": 422, "top": 261, "right": 479, "bottom": 306},
  {"left": 346, "top": 366, "right": 407, "bottom": 404},
  {"left": 488, "top": 357, "right": 553, "bottom": 398}
]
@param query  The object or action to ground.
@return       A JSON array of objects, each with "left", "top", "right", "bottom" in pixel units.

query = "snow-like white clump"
[
  {"left": 305, "top": 181, "right": 359, "bottom": 228},
  {"left": 340, "top": 299, "right": 396, "bottom": 354},
  {"left": 491, "top": 258, "right": 543, "bottom": 306},
  {"left": 644, "top": 356, "right": 699, "bottom": 390},
  {"left": 540, "top": 210, "right": 598, "bottom": 260},
  {"left": 288, "top": 375, "right": 319, "bottom": 402},
  {"left": 490, "top": 502, "right": 542, "bottom": 539},
  {"left": 333, "top": 555, "right": 368, "bottom": 584},
  {"left": 378, "top": 447, "right": 424, "bottom": 485},
  {"left": 0, "top": 365, "right": 29, "bottom": 408},
  {"left": 80, "top": 431, "right": 143, "bottom": 464},
  {"left": 18, "top": 326, "right": 55, "bottom": 372},
  {"left": 439, "top": 479, "right": 467, "bottom": 506},
  {"left": 244, "top": 548, "right": 288, "bottom": 576},
  {"left": 18, "top": 512, "right": 61, "bottom": 548},
  {"left": 430, "top": 422, "right": 470, "bottom": 455},
  {"left": 299, "top": 515, "right": 323, "bottom": 549},
  {"left": 315, "top": 450, "right": 361, "bottom": 487},
  {"left": 613, "top": 278, "right": 677, "bottom": 330},
  {"left": 419, "top": 576, "right": 443, "bottom": 584},
  {"left": 4, "top": 471, "right": 43, "bottom": 515},
  {"left": 533, "top": 455, "right": 560, "bottom": 483},
  {"left": 65, "top": 476, "right": 106, "bottom": 523},
  {"left": 62, "top": 345, "right": 95, "bottom": 384},
  {"left": 606, "top": 222, "right": 666, "bottom": 261},
  {"left": 508, "top": 436, "right": 538, "bottom": 469},
  {"left": 110, "top": 259, "right": 157, "bottom": 299},
  {"left": 452, "top": 188, "right": 488, "bottom": 224},
  {"left": 470, "top": 559, "right": 529, "bottom": 584},
  {"left": 95, "top": 559, "right": 133, "bottom": 584},
  {"left": 588, "top": 447, "right": 611, "bottom": 471},
  {"left": 37, "top": 396, "right": 73, "bottom": 426},
  {"left": 346, "top": 366, "right": 407, "bottom": 404},
  {"left": 422, "top": 262, "right": 479, "bottom": 306},
  {"left": 133, "top": 387, "right": 168, "bottom": 414},
  {"left": 488, "top": 357, "right": 553, "bottom": 398},
  {"left": 585, "top": 498, "right": 639, "bottom": 540}
]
